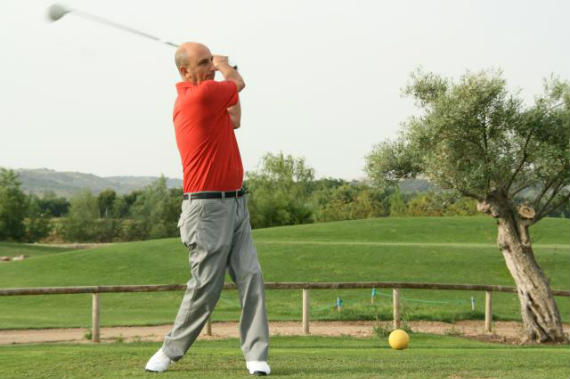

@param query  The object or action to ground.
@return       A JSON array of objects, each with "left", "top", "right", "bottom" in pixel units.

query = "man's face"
[{"left": 187, "top": 46, "right": 215, "bottom": 84}]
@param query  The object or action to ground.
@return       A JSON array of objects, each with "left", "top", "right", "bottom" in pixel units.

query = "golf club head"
[{"left": 47, "top": 3, "right": 70, "bottom": 22}]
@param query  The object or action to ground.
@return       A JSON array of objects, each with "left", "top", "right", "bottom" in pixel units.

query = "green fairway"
[
  {"left": 0, "top": 335, "right": 568, "bottom": 379},
  {"left": 251, "top": 216, "right": 569, "bottom": 245},
  {"left": 0, "top": 217, "right": 568, "bottom": 329}
]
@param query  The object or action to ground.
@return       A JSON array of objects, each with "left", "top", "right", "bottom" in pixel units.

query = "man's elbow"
[{"left": 232, "top": 117, "right": 241, "bottom": 129}]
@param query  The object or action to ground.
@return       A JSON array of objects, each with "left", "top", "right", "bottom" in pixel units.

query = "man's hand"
[
  {"left": 212, "top": 55, "right": 230, "bottom": 70},
  {"left": 212, "top": 55, "right": 245, "bottom": 92}
]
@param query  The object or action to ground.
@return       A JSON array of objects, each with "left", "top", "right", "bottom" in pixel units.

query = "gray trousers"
[{"left": 162, "top": 195, "right": 269, "bottom": 362}]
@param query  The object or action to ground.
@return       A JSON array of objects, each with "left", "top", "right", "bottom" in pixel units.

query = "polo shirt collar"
[{"left": 176, "top": 81, "right": 197, "bottom": 92}]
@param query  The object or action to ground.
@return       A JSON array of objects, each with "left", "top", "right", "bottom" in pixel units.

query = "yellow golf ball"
[{"left": 388, "top": 329, "right": 410, "bottom": 350}]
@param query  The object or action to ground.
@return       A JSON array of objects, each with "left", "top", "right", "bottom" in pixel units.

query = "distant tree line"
[
  {"left": 0, "top": 169, "right": 180, "bottom": 243},
  {"left": 2, "top": 153, "right": 566, "bottom": 243}
]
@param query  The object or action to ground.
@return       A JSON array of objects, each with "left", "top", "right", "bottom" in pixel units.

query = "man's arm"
[
  {"left": 228, "top": 100, "right": 241, "bottom": 129},
  {"left": 213, "top": 55, "right": 245, "bottom": 92}
]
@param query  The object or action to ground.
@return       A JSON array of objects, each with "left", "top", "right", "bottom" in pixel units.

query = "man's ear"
[{"left": 179, "top": 66, "right": 188, "bottom": 79}]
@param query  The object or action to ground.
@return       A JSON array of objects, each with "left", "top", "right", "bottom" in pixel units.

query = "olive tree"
[{"left": 366, "top": 69, "right": 569, "bottom": 343}]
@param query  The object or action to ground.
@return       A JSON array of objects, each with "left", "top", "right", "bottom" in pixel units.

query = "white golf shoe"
[
  {"left": 246, "top": 361, "right": 271, "bottom": 376},
  {"left": 145, "top": 348, "right": 172, "bottom": 372}
]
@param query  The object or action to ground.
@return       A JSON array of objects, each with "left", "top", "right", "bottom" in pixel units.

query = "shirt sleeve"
[{"left": 199, "top": 80, "right": 239, "bottom": 113}]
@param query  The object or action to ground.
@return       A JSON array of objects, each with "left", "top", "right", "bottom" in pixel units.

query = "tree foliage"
[
  {"left": 406, "top": 191, "right": 478, "bottom": 216},
  {"left": 0, "top": 169, "right": 27, "bottom": 241},
  {"left": 246, "top": 153, "right": 315, "bottom": 228},
  {"left": 315, "top": 182, "right": 390, "bottom": 222},
  {"left": 25, "top": 194, "right": 52, "bottom": 242},
  {"left": 129, "top": 176, "right": 180, "bottom": 239},
  {"left": 367, "top": 69, "right": 570, "bottom": 221},
  {"left": 37, "top": 191, "right": 69, "bottom": 217},
  {"left": 389, "top": 187, "right": 407, "bottom": 216},
  {"left": 97, "top": 189, "right": 116, "bottom": 218},
  {"left": 63, "top": 190, "right": 101, "bottom": 242}
]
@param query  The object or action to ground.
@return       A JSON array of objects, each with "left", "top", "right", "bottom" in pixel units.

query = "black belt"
[{"left": 183, "top": 189, "right": 245, "bottom": 200}]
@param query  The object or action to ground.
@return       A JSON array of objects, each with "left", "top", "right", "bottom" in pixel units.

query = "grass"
[
  {"left": 0, "top": 242, "right": 74, "bottom": 258},
  {"left": 251, "top": 216, "right": 568, "bottom": 245},
  {"left": 0, "top": 335, "right": 568, "bottom": 379},
  {"left": 0, "top": 216, "right": 568, "bottom": 329}
]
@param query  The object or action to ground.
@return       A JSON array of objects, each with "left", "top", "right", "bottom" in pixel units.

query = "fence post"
[
  {"left": 205, "top": 316, "right": 212, "bottom": 336},
  {"left": 392, "top": 288, "right": 400, "bottom": 329},
  {"left": 92, "top": 293, "right": 100, "bottom": 342},
  {"left": 485, "top": 290, "right": 492, "bottom": 333},
  {"left": 302, "top": 289, "right": 310, "bottom": 335}
]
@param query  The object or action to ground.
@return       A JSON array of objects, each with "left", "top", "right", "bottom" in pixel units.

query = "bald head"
[
  {"left": 175, "top": 42, "right": 216, "bottom": 83},
  {"left": 175, "top": 42, "right": 212, "bottom": 74}
]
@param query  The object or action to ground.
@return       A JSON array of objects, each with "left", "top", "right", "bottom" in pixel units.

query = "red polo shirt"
[{"left": 173, "top": 80, "right": 243, "bottom": 193}]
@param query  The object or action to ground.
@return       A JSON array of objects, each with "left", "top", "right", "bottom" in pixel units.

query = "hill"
[
  {"left": 9, "top": 168, "right": 183, "bottom": 196},
  {"left": 0, "top": 217, "right": 568, "bottom": 328},
  {"left": 5, "top": 167, "right": 438, "bottom": 197}
]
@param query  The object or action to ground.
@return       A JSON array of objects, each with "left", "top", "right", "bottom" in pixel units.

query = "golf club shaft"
[
  {"left": 65, "top": 8, "right": 237, "bottom": 69},
  {"left": 71, "top": 9, "right": 179, "bottom": 48}
]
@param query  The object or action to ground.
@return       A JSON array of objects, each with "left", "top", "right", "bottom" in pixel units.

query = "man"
[{"left": 145, "top": 42, "right": 270, "bottom": 376}]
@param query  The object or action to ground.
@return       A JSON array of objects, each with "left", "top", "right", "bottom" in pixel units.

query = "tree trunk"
[{"left": 478, "top": 192, "right": 567, "bottom": 343}]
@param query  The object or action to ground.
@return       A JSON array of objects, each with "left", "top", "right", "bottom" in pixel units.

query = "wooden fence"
[{"left": 2, "top": 282, "right": 569, "bottom": 342}]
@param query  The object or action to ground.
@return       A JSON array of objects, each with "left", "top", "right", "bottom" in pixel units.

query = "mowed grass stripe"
[
  {"left": 0, "top": 336, "right": 568, "bottom": 379},
  {"left": 251, "top": 216, "right": 569, "bottom": 245},
  {"left": 256, "top": 240, "right": 569, "bottom": 249}
]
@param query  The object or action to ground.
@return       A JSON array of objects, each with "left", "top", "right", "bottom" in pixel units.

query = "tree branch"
[
  {"left": 483, "top": 130, "right": 491, "bottom": 194},
  {"left": 506, "top": 128, "right": 534, "bottom": 192},
  {"left": 511, "top": 181, "right": 537, "bottom": 197},
  {"left": 459, "top": 189, "right": 484, "bottom": 202},
  {"left": 535, "top": 180, "right": 565, "bottom": 220},
  {"left": 533, "top": 176, "right": 558, "bottom": 209},
  {"left": 534, "top": 192, "right": 570, "bottom": 223}
]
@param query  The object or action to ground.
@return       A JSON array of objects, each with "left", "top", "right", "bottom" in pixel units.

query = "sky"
[{"left": 1, "top": 0, "right": 569, "bottom": 181}]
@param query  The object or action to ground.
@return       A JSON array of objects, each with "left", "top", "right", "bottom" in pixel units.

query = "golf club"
[{"left": 47, "top": 3, "right": 237, "bottom": 69}]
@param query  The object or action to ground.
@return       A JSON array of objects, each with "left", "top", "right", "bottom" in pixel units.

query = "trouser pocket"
[{"left": 178, "top": 200, "right": 201, "bottom": 249}]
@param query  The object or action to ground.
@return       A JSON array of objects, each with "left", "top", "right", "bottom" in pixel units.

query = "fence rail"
[
  {"left": 3, "top": 281, "right": 570, "bottom": 296},
  {"left": 2, "top": 282, "right": 569, "bottom": 342}
]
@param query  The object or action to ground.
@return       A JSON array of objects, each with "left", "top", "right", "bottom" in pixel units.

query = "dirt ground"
[{"left": 2, "top": 320, "right": 567, "bottom": 345}]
